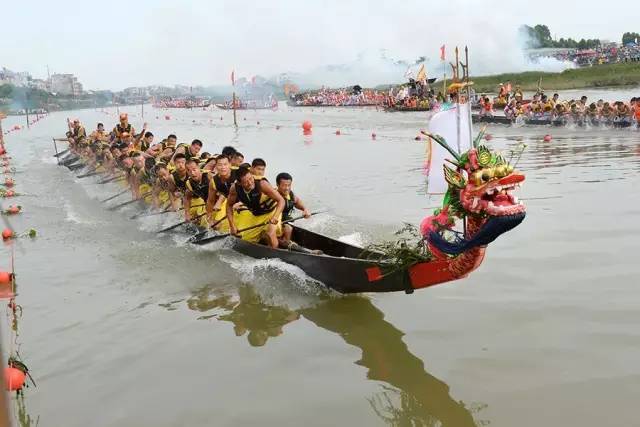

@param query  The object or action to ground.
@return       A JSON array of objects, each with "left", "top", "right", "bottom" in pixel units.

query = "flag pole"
[
  {"left": 465, "top": 46, "right": 473, "bottom": 150},
  {"left": 454, "top": 46, "right": 462, "bottom": 154}
]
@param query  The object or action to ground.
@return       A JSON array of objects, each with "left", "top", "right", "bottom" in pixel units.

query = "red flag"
[
  {"left": 440, "top": 45, "right": 445, "bottom": 61},
  {"left": 231, "top": 70, "right": 235, "bottom": 86}
]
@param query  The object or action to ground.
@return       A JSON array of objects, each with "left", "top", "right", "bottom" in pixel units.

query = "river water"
[{"left": 1, "top": 87, "right": 639, "bottom": 426}]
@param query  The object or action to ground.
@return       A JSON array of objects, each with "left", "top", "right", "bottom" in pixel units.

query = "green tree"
[
  {"left": 622, "top": 32, "right": 640, "bottom": 45},
  {"left": 0, "top": 84, "right": 13, "bottom": 99}
]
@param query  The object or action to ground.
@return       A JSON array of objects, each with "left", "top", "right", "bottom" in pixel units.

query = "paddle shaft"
[
  {"left": 187, "top": 214, "right": 229, "bottom": 242},
  {"left": 157, "top": 210, "right": 208, "bottom": 233},
  {"left": 108, "top": 191, "right": 152, "bottom": 210},
  {"left": 100, "top": 188, "right": 130, "bottom": 203},
  {"left": 52, "top": 138, "right": 60, "bottom": 165},
  {"left": 98, "top": 174, "right": 125, "bottom": 184},
  {"left": 191, "top": 210, "right": 323, "bottom": 246},
  {"left": 133, "top": 203, "right": 204, "bottom": 219}
]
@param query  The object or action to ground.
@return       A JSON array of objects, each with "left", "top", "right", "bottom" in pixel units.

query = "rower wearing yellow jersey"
[
  {"left": 275, "top": 172, "right": 311, "bottom": 249},
  {"left": 170, "top": 153, "right": 189, "bottom": 196},
  {"left": 226, "top": 167, "right": 285, "bottom": 248},
  {"left": 114, "top": 113, "right": 135, "bottom": 139},
  {"left": 151, "top": 163, "right": 174, "bottom": 209},
  {"left": 131, "top": 152, "right": 154, "bottom": 202},
  {"left": 172, "top": 139, "right": 202, "bottom": 163},
  {"left": 206, "top": 155, "right": 237, "bottom": 230},
  {"left": 184, "top": 159, "right": 212, "bottom": 227}
]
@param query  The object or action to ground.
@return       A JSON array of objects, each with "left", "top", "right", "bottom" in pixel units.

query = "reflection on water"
[{"left": 186, "top": 285, "right": 485, "bottom": 426}]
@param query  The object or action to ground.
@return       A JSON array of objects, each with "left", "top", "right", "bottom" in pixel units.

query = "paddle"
[
  {"left": 53, "top": 148, "right": 70, "bottom": 158},
  {"left": 190, "top": 210, "right": 324, "bottom": 246},
  {"left": 67, "top": 163, "right": 86, "bottom": 171},
  {"left": 157, "top": 210, "right": 208, "bottom": 233},
  {"left": 186, "top": 215, "right": 229, "bottom": 243},
  {"left": 130, "top": 203, "right": 205, "bottom": 220},
  {"left": 61, "top": 156, "right": 79, "bottom": 166},
  {"left": 107, "top": 191, "right": 152, "bottom": 211},
  {"left": 77, "top": 168, "right": 101, "bottom": 178},
  {"left": 100, "top": 188, "right": 130, "bottom": 203},
  {"left": 98, "top": 174, "right": 125, "bottom": 184}
]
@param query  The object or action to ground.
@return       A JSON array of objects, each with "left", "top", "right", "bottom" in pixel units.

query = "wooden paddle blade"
[{"left": 53, "top": 149, "right": 70, "bottom": 157}]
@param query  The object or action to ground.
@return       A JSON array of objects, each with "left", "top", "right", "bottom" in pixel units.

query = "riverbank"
[{"left": 472, "top": 62, "right": 640, "bottom": 93}]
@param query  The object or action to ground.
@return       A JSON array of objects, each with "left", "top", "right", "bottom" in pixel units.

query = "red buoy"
[
  {"left": 484, "top": 134, "right": 493, "bottom": 141},
  {"left": 302, "top": 121, "right": 312, "bottom": 132},
  {"left": 4, "top": 179, "right": 13, "bottom": 188},
  {"left": 4, "top": 367, "right": 25, "bottom": 391},
  {"left": 2, "top": 229, "right": 13, "bottom": 240},
  {"left": 543, "top": 134, "right": 552, "bottom": 142},
  {"left": 7, "top": 206, "right": 19, "bottom": 214},
  {"left": 5, "top": 190, "right": 14, "bottom": 197},
  {"left": 0, "top": 271, "right": 10, "bottom": 285},
  {"left": 335, "top": 130, "right": 341, "bottom": 135}
]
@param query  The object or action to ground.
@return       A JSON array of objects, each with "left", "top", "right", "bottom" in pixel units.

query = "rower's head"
[
  {"left": 276, "top": 172, "right": 293, "bottom": 195},
  {"left": 553, "top": 93, "right": 559, "bottom": 101},
  {"left": 119, "top": 154, "right": 133, "bottom": 169},
  {"left": 215, "top": 155, "right": 230, "bottom": 176},
  {"left": 119, "top": 113, "right": 128, "bottom": 124},
  {"left": 132, "top": 152, "right": 145, "bottom": 169},
  {"left": 251, "top": 158, "right": 266, "bottom": 178},
  {"left": 144, "top": 131, "right": 154, "bottom": 145},
  {"left": 222, "top": 146, "right": 237, "bottom": 159},
  {"left": 120, "top": 132, "right": 132, "bottom": 144},
  {"left": 581, "top": 96, "right": 588, "bottom": 104},
  {"left": 97, "top": 123, "right": 104, "bottom": 132},
  {"left": 237, "top": 166, "right": 255, "bottom": 191},
  {"left": 155, "top": 163, "right": 170, "bottom": 181},
  {"left": 167, "top": 134, "right": 177, "bottom": 147},
  {"left": 174, "top": 153, "right": 187, "bottom": 172},
  {"left": 186, "top": 159, "right": 202, "bottom": 180},
  {"left": 190, "top": 139, "right": 203, "bottom": 156},
  {"left": 231, "top": 151, "right": 244, "bottom": 167}
]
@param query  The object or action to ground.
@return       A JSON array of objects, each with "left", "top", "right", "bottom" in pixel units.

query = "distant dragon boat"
[{"left": 472, "top": 114, "right": 635, "bottom": 128}]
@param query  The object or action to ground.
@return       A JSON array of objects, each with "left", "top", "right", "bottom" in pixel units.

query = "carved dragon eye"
[
  {"left": 482, "top": 168, "right": 495, "bottom": 181},
  {"left": 494, "top": 165, "right": 508, "bottom": 177}
]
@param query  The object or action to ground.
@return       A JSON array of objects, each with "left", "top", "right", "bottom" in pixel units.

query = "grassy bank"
[{"left": 471, "top": 62, "right": 640, "bottom": 93}]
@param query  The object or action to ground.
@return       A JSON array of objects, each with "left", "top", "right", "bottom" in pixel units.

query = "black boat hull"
[{"left": 231, "top": 226, "right": 411, "bottom": 293}]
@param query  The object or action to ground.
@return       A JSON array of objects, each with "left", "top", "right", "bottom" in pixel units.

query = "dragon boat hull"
[{"left": 231, "top": 225, "right": 483, "bottom": 294}]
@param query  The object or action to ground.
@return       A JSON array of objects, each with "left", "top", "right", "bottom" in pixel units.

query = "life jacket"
[
  {"left": 73, "top": 126, "right": 86, "bottom": 140},
  {"left": 172, "top": 170, "right": 188, "bottom": 192},
  {"left": 115, "top": 123, "right": 132, "bottom": 138},
  {"left": 177, "top": 143, "right": 200, "bottom": 162},
  {"left": 234, "top": 181, "right": 276, "bottom": 216},
  {"left": 282, "top": 191, "right": 296, "bottom": 220},
  {"left": 139, "top": 138, "right": 151, "bottom": 152},
  {"left": 212, "top": 171, "right": 236, "bottom": 198},
  {"left": 134, "top": 165, "right": 154, "bottom": 186},
  {"left": 635, "top": 106, "right": 640, "bottom": 120},
  {"left": 186, "top": 171, "right": 212, "bottom": 200}
]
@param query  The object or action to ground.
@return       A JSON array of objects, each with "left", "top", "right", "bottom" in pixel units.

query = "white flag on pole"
[{"left": 424, "top": 103, "right": 472, "bottom": 194}]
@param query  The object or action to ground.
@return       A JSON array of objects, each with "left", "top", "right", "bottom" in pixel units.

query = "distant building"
[
  {"left": 0, "top": 67, "right": 31, "bottom": 87},
  {"left": 29, "top": 78, "right": 48, "bottom": 91},
  {"left": 50, "top": 73, "right": 83, "bottom": 95}
]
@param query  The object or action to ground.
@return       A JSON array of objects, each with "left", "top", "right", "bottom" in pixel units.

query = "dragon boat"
[
  {"left": 57, "top": 126, "right": 525, "bottom": 294},
  {"left": 472, "top": 114, "right": 635, "bottom": 128}
]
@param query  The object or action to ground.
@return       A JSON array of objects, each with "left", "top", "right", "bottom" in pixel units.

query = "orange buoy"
[
  {"left": 335, "top": 130, "right": 341, "bottom": 135},
  {"left": 302, "top": 121, "right": 312, "bottom": 132},
  {"left": 2, "top": 229, "right": 13, "bottom": 240},
  {"left": 0, "top": 271, "right": 10, "bottom": 285},
  {"left": 4, "top": 367, "right": 25, "bottom": 391},
  {"left": 543, "top": 134, "right": 552, "bottom": 142}
]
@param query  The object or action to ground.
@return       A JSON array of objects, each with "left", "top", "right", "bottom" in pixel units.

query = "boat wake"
[{"left": 218, "top": 252, "right": 336, "bottom": 304}]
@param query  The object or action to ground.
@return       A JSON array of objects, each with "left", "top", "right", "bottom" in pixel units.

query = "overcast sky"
[{"left": 1, "top": 0, "right": 636, "bottom": 90}]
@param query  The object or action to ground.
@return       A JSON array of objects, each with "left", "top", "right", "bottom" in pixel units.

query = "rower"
[
  {"left": 152, "top": 163, "right": 176, "bottom": 209},
  {"left": 172, "top": 139, "right": 202, "bottom": 162},
  {"left": 69, "top": 119, "right": 87, "bottom": 143},
  {"left": 136, "top": 131, "right": 154, "bottom": 153},
  {"left": 90, "top": 123, "right": 109, "bottom": 142},
  {"left": 171, "top": 153, "right": 189, "bottom": 195},
  {"left": 113, "top": 113, "right": 135, "bottom": 139},
  {"left": 131, "top": 152, "right": 154, "bottom": 200},
  {"left": 275, "top": 172, "right": 315, "bottom": 252},
  {"left": 226, "top": 167, "right": 285, "bottom": 248},
  {"left": 231, "top": 151, "right": 244, "bottom": 168},
  {"left": 184, "top": 158, "right": 212, "bottom": 227},
  {"left": 147, "top": 134, "right": 177, "bottom": 160},
  {"left": 250, "top": 158, "right": 267, "bottom": 180},
  {"left": 206, "top": 154, "right": 237, "bottom": 230}
]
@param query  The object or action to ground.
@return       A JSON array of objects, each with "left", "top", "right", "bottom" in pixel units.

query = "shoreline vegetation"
[{"left": 470, "top": 62, "right": 640, "bottom": 93}]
